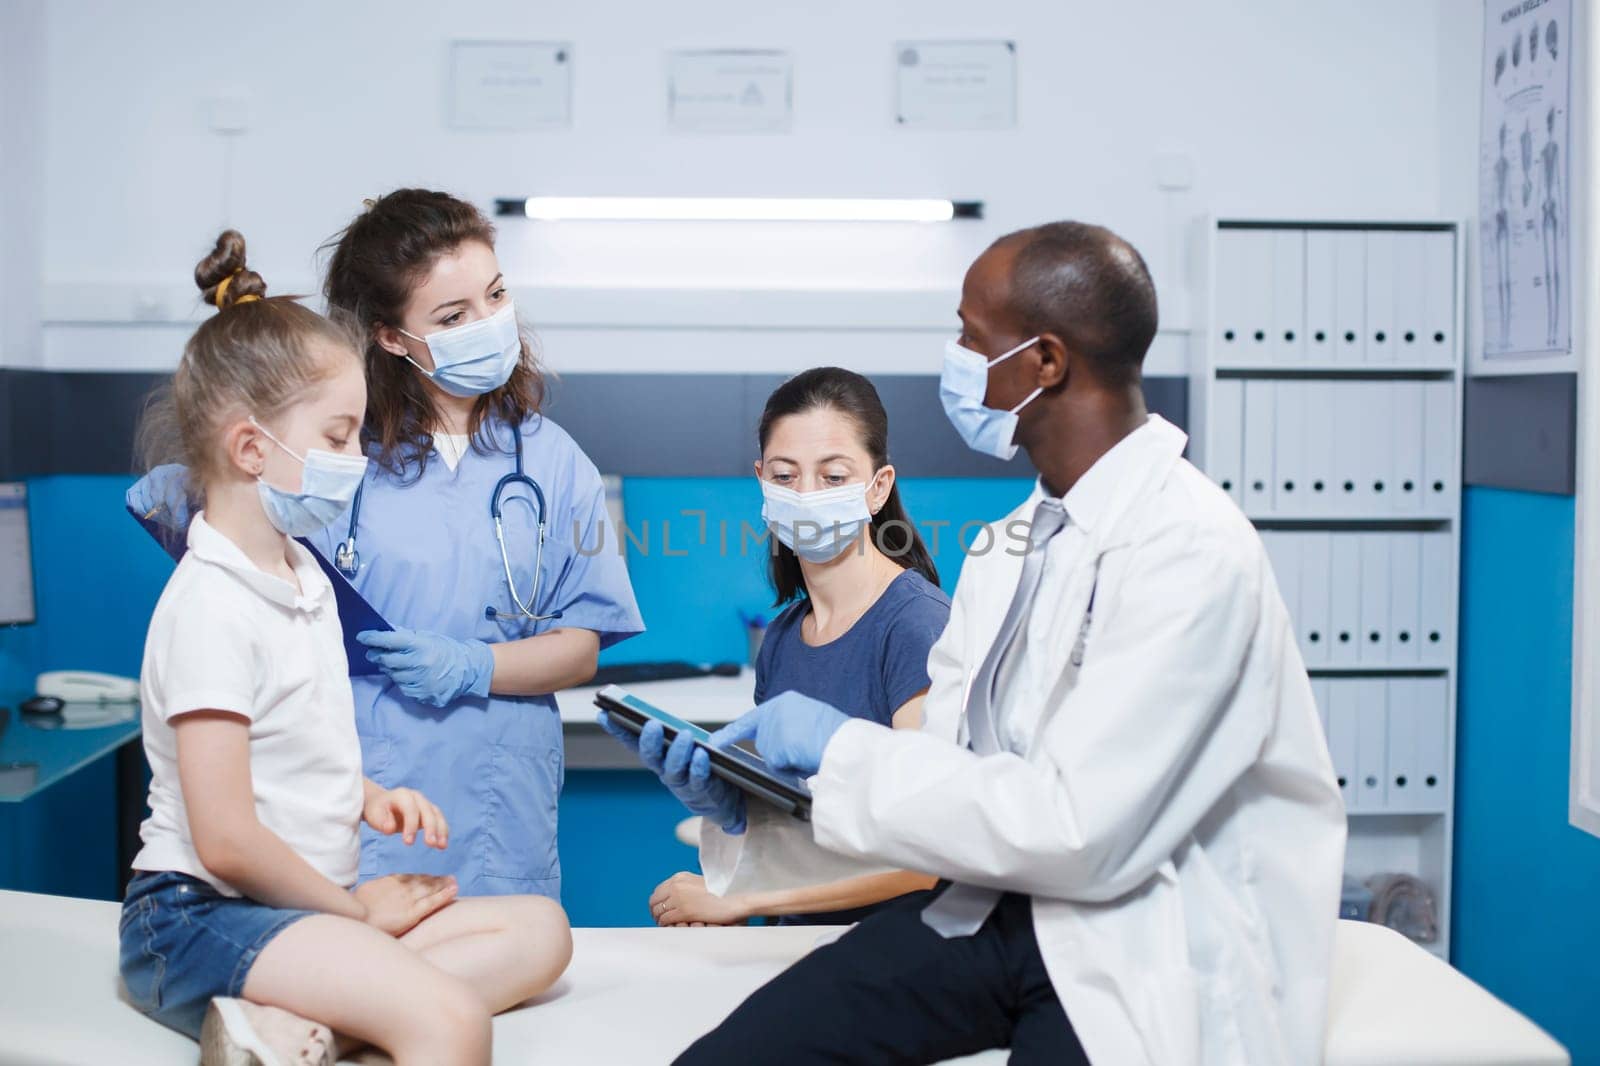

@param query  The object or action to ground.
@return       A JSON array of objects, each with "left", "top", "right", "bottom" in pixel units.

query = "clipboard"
[
  {"left": 594, "top": 685, "right": 812, "bottom": 821},
  {"left": 130, "top": 506, "right": 391, "bottom": 676}
]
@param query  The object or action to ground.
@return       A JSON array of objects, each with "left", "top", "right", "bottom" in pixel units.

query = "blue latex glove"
[
  {"left": 358, "top": 628, "right": 494, "bottom": 707},
  {"left": 127, "top": 463, "right": 193, "bottom": 530},
  {"left": 711, "top": 690, "right": 851, "bottom": 777},
  {"left": 597, "top": 714, "right": 747, "bottom": 834}
]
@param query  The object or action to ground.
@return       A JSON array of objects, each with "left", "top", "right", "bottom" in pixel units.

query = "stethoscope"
[{"left": 333, "top": 431, "right": 564, "bottom": 623}]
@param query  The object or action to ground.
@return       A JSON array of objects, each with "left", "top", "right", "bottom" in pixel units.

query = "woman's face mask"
[
  {"left": 760, "top": 476, "right": 881, "bottom": 564},
  {"left": 251, "top": 417, "right": 368, "bottom": 536},
  {"left": 399, "top": 301, "right": 521, "bottom": 398}
]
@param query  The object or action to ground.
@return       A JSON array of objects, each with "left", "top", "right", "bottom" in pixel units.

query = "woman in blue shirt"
[{"left": 608, "top": 367, "right": 950, "bottom": 925}]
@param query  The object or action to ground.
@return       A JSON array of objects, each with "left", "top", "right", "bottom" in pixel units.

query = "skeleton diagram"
[
  {"left": 1494, "top": 123, "right": 1513, "bottom": 347},
  {"left": 1540, "top": 106, "right": 1562, "bottom": 346}
]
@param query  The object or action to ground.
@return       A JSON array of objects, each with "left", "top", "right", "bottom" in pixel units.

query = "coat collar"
[{"left": 1025, "top": 415, "right": 1188, "bottom": 549}]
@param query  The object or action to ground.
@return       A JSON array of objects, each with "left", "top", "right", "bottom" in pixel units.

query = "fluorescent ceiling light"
[{"left": 495, "top": 197, "right": 982, "bottom": 222}]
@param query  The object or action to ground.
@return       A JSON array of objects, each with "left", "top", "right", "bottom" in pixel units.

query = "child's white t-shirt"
[{"left": 132, "top": 512, "right": 364, "bottom": 896}]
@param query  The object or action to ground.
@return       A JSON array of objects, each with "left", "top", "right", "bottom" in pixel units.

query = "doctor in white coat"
[{"left": 667, "top": 222, "right": 1347, "bottom": 1066}]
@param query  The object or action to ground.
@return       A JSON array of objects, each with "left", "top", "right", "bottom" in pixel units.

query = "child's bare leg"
[
  {"left": 401, "top": 895, "right": 573, "bottom": 1012},
  {"left": 243, "top": 914, "right": 492, "bottom": 1066}
]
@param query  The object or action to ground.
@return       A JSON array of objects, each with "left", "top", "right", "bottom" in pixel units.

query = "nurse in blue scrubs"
[{"left": 132, "top": 189, "right": 642, "bottom": 899}]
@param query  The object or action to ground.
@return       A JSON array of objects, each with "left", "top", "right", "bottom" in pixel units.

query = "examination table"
[{"left": 0, "top": 889, "right": 1566, "bottom": 1065}]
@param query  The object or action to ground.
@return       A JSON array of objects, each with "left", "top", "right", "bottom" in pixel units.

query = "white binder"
[
  {"left": 1391, "top": 231, "right": 1427, "bottom": 361},
  {"left": 1333, "top": 230, "right": 1367, "bottom": 364},
  {"left": 1390, "top": 382, "right": 1426, "bottom": 514},
  {"left": 1298, "top": 532, "right": 1332, "bottom": 666},
  {"left": 1423, "top": 380, "right": 1456, "bottom": 511},
  {"left": 1353, "top": 679, "right": 1389, "bottom": 813},
  {"left": 1331, "top": 382, "right": 1363, "bottom": 515},
  {"left": 1300, "top": 381, "right": 1335, "bottom": 515},
  {"left": 1311, "top": 677, "right": 1331, "bottom": 741},
  {"left": 1328, "top": 534, "right": 1362, "bottom": 666},
  {"left": 1326, "top": 681, "right": 1360, "bottom": 808},
  {"left": 1270, "top": 229, "right": 1307, "bottom": 364},
  {"left": 1239, "top": 230, "right": 1276, "bottom": 365},
  {"left": 1388, "top": 533, "right": 1422, "bottom": 665},
  {"left": 1421, "top": 230, "right": 1456, "bottom": 367},
  {"left": 1242, "top": 379, "right": 1276, "bottom": 515},
  {"left": 1213, "top": 229, "right": 1251, "bottom": 362},
  {"left": 1384, "top": 679, "right": 1421, "bottom": 811},
  {"left": 1356, "top": 383, "right": 1396, "bottom": 515},
  {"left": 1209, "top": 379, "right": 1245, "bottom": 504},
  {"left": 1261, "top": 532, "right": 1301, "bottom": 624},
  {"left": 1420, "top": 532, "right": 1455, "bottom": 661},
  {"left": 1415, "top": 677, "right": 1450, "bottom": 806},
  {"left": 1273, "top": 380, "right": 1307, "bottom": 515},
  {"left": 1364, "top": 231, "right": 1397, "bottom": 363},
  {"left": 1359, "top": 533, "right": 1391, "bottom": 664},
  {"left": 1305, "top": 231, "right": 1338, "bottom": 362}
]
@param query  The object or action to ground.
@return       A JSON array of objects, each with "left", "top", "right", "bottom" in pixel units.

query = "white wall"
[
  {"left": 22, "top": 0, "right": 1477, "bottom": 372},
  {"left": 0, "top": 1, "right": 46, "bottom": 370}
]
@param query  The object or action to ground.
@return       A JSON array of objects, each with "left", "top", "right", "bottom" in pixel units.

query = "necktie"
[{"left": 922, "top": 498, "right": 1069, "bottom": 937}]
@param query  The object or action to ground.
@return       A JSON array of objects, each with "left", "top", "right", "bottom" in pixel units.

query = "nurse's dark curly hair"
[
  {"left": 758, "top": 368, "right": 940, "bottom": 605},
  {"left": 320, "top": 189, "right": 545, "bottom": 479}
]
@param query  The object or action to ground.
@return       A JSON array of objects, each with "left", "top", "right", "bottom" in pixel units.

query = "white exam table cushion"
[{"left": 0, "top": 890, "right": 1566, "bottom": 1065}]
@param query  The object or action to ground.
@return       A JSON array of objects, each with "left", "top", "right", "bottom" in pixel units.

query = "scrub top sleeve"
[
  {"left": 153, "top": 600, "right": 260, "bottom": 723},
  {"left": 544, "top": 470, "right": 644, "bottom": 650},
  {"left": 879, "top": 591, "right": 951, "bottom": 712}
]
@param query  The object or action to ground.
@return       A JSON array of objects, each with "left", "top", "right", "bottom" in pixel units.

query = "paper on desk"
[{"left": 129, "top": 506, "right": 391, "bottom": 677}]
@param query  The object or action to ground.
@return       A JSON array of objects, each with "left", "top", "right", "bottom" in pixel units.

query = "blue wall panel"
[
  {"left": 5, "top": 473, "right": 1038, "bottom": 909},
  {"left": 601, "top": 476, "right": 1033, "bottom": 666},
  {"left": 1453, "top": 487, "right": 1600, "bottom": 1063}
]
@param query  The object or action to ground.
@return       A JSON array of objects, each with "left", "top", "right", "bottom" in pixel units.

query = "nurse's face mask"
[
  {"left": 760, "top": 471, "right": 885, "bottom": 565},
  {"left": 940, "top": 335, "right": 1042, "bottom": 461},
  {"left": 398, "top": 301, "right": 521, "bottom": 398},
  {"left": 250, "top": 417, "right": 369, "bottom": 536}
]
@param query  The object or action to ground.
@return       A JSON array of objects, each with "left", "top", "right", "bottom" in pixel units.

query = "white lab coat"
[{"left": 711, "top": 415, "right": 1346, "bottom": 1065}]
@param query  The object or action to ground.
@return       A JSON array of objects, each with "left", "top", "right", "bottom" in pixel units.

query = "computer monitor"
[{"left": 0, "top": 483, "right": 37, "bottom": 626}]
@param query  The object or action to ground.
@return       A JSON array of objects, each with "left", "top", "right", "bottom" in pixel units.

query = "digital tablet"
[{"left": 594, "top": 685, "right": 812, "bottom": 821}]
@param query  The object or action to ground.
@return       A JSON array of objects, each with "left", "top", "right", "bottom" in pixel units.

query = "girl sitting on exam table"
[
  {"left": 120, "top": 232, "right": 570, "bottom": 1066},
  {"left": 603, "top": 367, "right": 952, "bottom": 925}
]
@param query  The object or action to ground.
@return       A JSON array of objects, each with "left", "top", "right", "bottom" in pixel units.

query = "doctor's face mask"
[{"left": 940, "top": 336, "right": 1042, "bottom": 461}]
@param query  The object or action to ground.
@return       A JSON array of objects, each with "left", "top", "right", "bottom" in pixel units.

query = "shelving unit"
[{"left": 1189, "top": 218, "right": 1463, "bottom": 960}]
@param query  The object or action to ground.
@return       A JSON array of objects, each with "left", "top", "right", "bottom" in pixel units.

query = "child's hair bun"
[{"left": 195, "top": 229, "right": 268, "bottom": 310}]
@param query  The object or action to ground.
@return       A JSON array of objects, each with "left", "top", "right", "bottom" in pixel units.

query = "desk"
[
  {"left": 0, "top": 701, "right": 143, "bottom": 896},
  {"left": 556, "top": 669, "right": 755, "bottom": 769}
]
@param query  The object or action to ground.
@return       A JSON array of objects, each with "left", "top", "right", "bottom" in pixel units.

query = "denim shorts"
[{"left": 119, "top": 870, "right": 317, "bottom": 1038}]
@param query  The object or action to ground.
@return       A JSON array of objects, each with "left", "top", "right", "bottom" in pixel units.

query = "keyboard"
[{"left": 588, "top": 661, "right": 743, "bottom": 687}]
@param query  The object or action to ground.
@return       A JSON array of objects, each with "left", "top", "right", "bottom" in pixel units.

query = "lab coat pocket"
[{"left": 481, "top": 743, "right": 563, "bottom": 882}]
